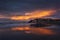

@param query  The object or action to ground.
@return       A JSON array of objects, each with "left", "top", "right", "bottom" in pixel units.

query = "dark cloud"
[
  {"left": 0, "top": 0, "right": 60, "bottom": 16},
  {"left": 0, "top": 0, "right": 60, "bottom": 11}
]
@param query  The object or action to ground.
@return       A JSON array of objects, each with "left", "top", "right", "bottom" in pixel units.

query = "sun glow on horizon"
[{"left": 10, "top": 10, "right": 56, "bottom": 20}]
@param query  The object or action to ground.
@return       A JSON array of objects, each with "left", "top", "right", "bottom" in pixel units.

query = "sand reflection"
[
  {"left": 31, "top": 27, "right": 55, "bottom": 35},
  {"left": 11, "top": 26, "right": 56, "bottom": 35}
]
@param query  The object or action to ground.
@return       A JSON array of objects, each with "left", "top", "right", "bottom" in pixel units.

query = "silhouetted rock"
[{"left": 28, "top": 18, "right": 60, "bottom": 27}]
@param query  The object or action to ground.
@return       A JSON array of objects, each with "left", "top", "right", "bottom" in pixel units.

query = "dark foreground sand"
[{"left": 0, "top": 27, "right": 60, "bottom": 40}]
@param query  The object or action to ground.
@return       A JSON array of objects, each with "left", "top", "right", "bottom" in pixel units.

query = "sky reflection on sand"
[{"left": 11, "top": 26, "right": 56, "bottom": 35}]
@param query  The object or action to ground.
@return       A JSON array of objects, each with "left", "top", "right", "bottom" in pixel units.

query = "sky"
[{"left": 0, "top": 0, "right": 60, "bottom": 17}]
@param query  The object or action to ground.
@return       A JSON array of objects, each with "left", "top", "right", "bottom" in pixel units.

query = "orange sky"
[{"left": 10, "top": 10, "right": 56, "bottom": 20}]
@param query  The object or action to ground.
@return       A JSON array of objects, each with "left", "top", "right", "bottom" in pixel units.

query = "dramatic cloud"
[{"left": 10, "top": 10, "right": 56, "bottom": 20}]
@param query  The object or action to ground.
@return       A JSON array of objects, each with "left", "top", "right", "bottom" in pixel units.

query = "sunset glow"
[{"left": 10, "top": 10, "right": 56, "bottom": 20}]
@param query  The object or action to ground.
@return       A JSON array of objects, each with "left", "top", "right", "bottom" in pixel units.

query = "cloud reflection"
[
  {"left": 11, "top": 26, "right": 56, "bottom": 35},
  {"left": 31, "top": 27, "right": 55, "bottom": 35}
]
